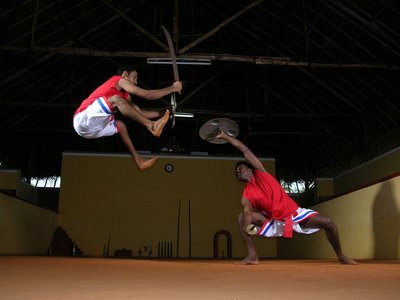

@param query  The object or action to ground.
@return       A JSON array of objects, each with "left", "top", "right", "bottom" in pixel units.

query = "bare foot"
[
  {"left": 136, "top": 156, "right": 158, "bottom": 171},
  {"left": 339, "top": 255, "right": 358, "bottom": 265},
  {"left": 150, "top": 110, "right": 170, "bottom": 137},
  {"left": 236, "top": 256, "right": 259, "bottom": 265}
]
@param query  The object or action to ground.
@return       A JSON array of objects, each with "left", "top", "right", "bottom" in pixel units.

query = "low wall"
[
  {"left": 0, "top": 193, "right": 58, "bottom": 254},
  {"left": 277, "top": 175, "right": 400, "bottom": 260}
]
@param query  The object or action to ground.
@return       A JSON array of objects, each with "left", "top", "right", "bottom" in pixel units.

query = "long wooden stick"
[
  {"left": 176, "top": 198, "right": 181, "bottom": 258},
  {"left": 188, "top": 198, "right": 192, "bottom": 258},
  {"left": 106, "top": 234, "right": 111, "bottom": 257}
]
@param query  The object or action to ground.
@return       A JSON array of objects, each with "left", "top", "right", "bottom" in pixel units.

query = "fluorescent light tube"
[
  {"left": 147, "top": 58, "right": 211, "bottom": 65},
  {"left": 175, "top": 112, "right": 194, "bottom": 118}
]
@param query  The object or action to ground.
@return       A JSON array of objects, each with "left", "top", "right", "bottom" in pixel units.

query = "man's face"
[
  {"left": 235, "top": 164, "right": 253, "bottom": 182},
  {"left": 127, "top": 71, "right": 138, "bottom": 85}
]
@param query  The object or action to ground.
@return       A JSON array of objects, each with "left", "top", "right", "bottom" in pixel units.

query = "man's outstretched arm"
[{"left": 216, "top": 130, "right": 266, "bottom": 172}]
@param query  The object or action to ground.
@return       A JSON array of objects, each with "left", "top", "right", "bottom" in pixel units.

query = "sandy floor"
[{"left": 0, "top": 256, "right": 399, "bottom": 300}]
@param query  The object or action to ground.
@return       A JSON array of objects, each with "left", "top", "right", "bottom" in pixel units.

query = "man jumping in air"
[{"left": 73, "top": 66, "right": 182, "bottom": 170}]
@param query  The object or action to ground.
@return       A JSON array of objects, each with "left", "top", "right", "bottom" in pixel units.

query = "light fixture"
[
  {"left": 175, "top": 112, "right": 194, "bottom": 118},
  {"left": 147, "top": 58, "right": 211, "bottom": 65}
]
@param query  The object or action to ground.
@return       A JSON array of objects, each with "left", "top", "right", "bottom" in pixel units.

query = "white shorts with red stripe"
[
  {"left": 256, "top": 207, "right": 320, "bottom": 237},
  {"left": 73, "top": 97, "right": 118, "bottom": 139}
]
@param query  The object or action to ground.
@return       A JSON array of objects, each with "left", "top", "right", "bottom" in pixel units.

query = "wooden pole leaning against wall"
[
  {"left": 176, "top": 198, "right": 181, "bottom": 258},
  {"left": 188, "top": 198, "right": 192, "bottom": 258}
]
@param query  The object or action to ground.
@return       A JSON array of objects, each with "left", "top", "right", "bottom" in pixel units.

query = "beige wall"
[
  {"left": 316, "top": 178, "right": 334, "bottom": 198},
  {"left": 0, "top": 169, "right": 20, "bottom": 190},
  {"left": 278, "top": 175, "right": 400, "bottom": 260},
  {"left": 333, "top": 146, "right": 400, "bottom": 195},
  {"left": 58, "top": 153, "right": 277, "bottom": 258},
  {"left": 3, "top": 148, "right": 398, "bottom": 259},
  {"left": 0, "top": 193, "right": 58, "bottom": 254}
]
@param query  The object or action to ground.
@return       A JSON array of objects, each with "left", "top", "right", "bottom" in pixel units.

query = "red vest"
[
  {"left": 74, "top": 75, "right": 128, "bottom": 116},
  {"left": 243, "top": 170, "right": 299, "bottom": 237}
]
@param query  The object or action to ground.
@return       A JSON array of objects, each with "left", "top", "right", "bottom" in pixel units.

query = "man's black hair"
[
  {"left": 235, "top": 160, "right": 254, "bottom": 170},
  {"left": 117, "top": 65, "right": 136, "bottom": 76}
]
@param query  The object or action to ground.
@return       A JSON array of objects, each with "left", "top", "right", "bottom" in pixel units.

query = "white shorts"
[
  {"left": 73, "top": 97, "right": 118, "bottom": 139},
  {"left": 257, "top": 208, "right": 320, "bottom": 237}
]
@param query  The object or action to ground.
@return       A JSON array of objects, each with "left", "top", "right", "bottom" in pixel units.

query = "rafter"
[
  {"left": 98, "top": 0, "right": 168, "bottom": 52},
  {"left": 2, "top": 45, "right": 398, "bottom": 70},
  {"left": 178, "top": 0, "right": 265, "bottom": 54}
]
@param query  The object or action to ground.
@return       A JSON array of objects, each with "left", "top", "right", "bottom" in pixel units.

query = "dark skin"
[
  {"left": 217, "top": 130, "right": 357, "bottom": 265},
  {"left": 107, "top": 70, "right": 182, "bottom": 170}
]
